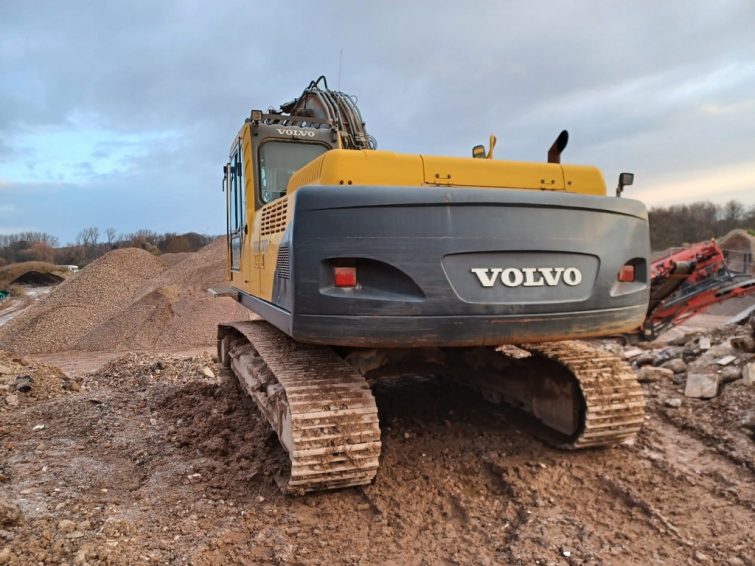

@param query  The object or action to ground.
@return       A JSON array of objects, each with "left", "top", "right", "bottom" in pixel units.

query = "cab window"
[{"left": 259, "top": 142, "right": 327, "bottom": 203}]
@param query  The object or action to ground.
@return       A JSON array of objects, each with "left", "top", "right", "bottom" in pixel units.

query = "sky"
[{"left": 1, "top": 1, "right": 754, "bottom": 243}]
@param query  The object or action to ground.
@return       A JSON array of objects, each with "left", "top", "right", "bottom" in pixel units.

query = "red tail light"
[
  {"left": 334, "top": 266, "right": 357, "bottom": 287},
  {"left": 618, "top": 264, "right": 635, "bottom": 282}
]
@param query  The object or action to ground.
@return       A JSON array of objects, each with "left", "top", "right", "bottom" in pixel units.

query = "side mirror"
[{"left": 616, "top": 172, "right": 634, "bottom": 197}]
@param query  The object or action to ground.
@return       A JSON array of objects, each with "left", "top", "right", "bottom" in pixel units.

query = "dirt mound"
[
  {"left": 0, "top": 249, "right": 166, "bottom": 354},
  {"left": 83, "top": 351, "right": 217, "bottom": 391},
  {"left": 0, "top": 350, "right": 79, "bottom": 414},
  {"left": 0, "top": 349, "right": 752, "bottom": 564}
]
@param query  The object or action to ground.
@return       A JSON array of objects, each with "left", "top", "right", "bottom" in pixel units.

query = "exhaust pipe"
[{"left": 547, "top": 130, "right": 569, "bottom": 163}]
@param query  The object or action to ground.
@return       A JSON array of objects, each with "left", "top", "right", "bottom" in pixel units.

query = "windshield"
[{"left": 259, "top": 142, "right": 328, "bottom": 203}]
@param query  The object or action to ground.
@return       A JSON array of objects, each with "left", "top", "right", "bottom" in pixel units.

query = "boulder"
[
  {"left": 731, "top": 335, "right": 755, "bottom": 353},
  {"left": 720, "top": 366, "right": 742, "bottom": 384},
  {"left": 638, "top": 366, "right": 674, "bottom": 383},
  {"left": 661, "top": 358, "right": 687, "bottom": 374},
  {"left": 685, "top": 373, "right": 720, "bottom": 399},
  {"left": 743, "top": 362, "right": 755, "bottom": 386},
  {"left": 634, "top": 353, "right": 655, "bottom": 367},
  {"left": 622, "top": 348, "right": 644, "bottom": 360}
]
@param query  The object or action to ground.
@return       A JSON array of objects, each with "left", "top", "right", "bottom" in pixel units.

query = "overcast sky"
[{"left": 1, "top": 1, "right": 754, "bottom": 243}]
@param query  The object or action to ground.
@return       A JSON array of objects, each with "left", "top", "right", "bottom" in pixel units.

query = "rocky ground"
[{"left": 0, "top": 319, "right": 753, "bottom": 565}]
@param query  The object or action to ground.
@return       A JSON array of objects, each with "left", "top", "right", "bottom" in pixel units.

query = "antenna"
[{"left": 337, "top": 49, "right": 343, "bottom": 91}]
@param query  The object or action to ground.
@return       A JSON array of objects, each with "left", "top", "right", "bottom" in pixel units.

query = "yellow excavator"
[{"left": 218, "top": 76, "right": 649, "bottom": 493}]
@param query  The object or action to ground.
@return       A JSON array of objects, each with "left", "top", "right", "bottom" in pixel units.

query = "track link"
[
  {"left": 459, "top": 340, "right": 645, "bottom": 448},
  {"left": 523, "top": 341, "right": 646, "bottom": 447},
  {"left": 219, "top": 321, "right": 381, "bottom": 493}
]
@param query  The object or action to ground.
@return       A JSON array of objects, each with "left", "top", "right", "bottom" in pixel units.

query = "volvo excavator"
[{"left": 218, "top": 77, "right": 650, "bottom": 493}]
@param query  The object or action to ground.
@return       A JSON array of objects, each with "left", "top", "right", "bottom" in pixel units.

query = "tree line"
[
  {"left": 0, "top": 228, "right": 215, "bottom": 267},
  {"left": 648, "top": 200, "right": 755, "bottom": 251},
  {"left": 1, "top": 199, "right": 753, "bottom": 268}
]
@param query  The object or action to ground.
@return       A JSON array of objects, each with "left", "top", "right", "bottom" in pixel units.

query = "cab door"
[{"left": 226, "top": 142, "right": 246, "bottom": 289}]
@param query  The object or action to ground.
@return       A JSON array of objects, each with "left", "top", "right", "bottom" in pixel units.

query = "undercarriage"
[{"left": 219, "top": 320, "right": 645, "bottom": 493}]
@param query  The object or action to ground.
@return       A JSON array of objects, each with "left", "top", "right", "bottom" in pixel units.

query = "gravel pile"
[
  {"left": 1, "top": 238, "right": 252, "bottom": 354},
  {"left": 74, "top": 238, "right": 252, "bottom": 351},
  {"left": 0, "top": 249, "right": 166, "bottom": 354},
  {"left": 158, "top": 251, "right": 194, "bottom": 267}
]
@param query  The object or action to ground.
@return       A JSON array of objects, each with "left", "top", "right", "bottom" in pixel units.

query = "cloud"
[
  {"left": 0, "top": 0, "right": 754, "bottom": 242},
  {"left": 633, "top": 161, "right": 755, "bottom": 206}
]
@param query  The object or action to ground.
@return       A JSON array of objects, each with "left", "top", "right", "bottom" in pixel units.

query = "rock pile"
[
  {"left": 0, "top": 350, "right": 79, "bottom": 412},
  {"left": 619, "top": 316, "right": 755, "bottom": 446},
  {"left": 83, "top": 351, "right": 218, "bottom": 391},
  {"left": 623, "top": 316, "right": 755, "bottom": 400}
]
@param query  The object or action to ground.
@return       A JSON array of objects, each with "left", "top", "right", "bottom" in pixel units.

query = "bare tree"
[
  {"left": 106, "top": 227, "right": 117, "bottom": 245},
  {"left": 76, "top": 227, "right": 100, "bottom": 248}
]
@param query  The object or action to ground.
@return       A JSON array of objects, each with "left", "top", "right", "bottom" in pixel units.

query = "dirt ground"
[{"left": 1, "top": 345, "right": 753, "bottom": 565}]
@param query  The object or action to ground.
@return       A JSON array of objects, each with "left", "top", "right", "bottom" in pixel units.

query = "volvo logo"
[
  {"left": 471, "top": 267, "right": 582, "bottom": 288},
  {"left": 276, "top": 128, "right": 315, "bottom": 137}
]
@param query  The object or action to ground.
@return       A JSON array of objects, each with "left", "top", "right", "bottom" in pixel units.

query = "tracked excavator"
[{"left": 218, "top": 76, "right": 650, "bottom": 493}]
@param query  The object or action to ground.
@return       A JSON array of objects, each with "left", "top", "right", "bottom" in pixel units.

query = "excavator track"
[
  {"left": 218, "top": 320, "right": 381, "bottom": 494},
  {"left": 459, "top": 341, "right": 645, "bottom": 448},
  {"left": 522, "top": 341, "right": 646, "bottom": 448}
]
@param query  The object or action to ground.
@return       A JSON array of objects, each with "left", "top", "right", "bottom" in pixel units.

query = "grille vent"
[
  {"left": 276, "top": 245, "right": 290, "bottom": 279},
  {"left": 260, "top": 198, "right": 288, "bottom": 236}
]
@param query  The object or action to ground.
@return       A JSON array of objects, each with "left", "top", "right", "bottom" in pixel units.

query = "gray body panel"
[{"left": 257, "top": 185, "right": 649, "bottom": 347}]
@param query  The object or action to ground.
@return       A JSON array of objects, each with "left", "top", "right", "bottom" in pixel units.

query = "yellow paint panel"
[
  {"left": 562, "top": 165, "right": 607, "bottom": 196},
  {"left": 287, "top": 149, "right": 606, "bottom": 196},
  {"left": 288, "top": 150, "right": 423, "bottom": 193},
  {"left": 421, "top": 155, "right": 565, "bottom": 190}
]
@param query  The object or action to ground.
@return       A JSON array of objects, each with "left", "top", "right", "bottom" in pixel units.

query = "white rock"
[
  {"left": 4, "top": 394, "right": 18, "bottom": 408},
  {"left": 665, "top": 397, "right": 682, "bottom": 408},
  {"left": 694, "top": 550, "right": 709, "bottom": 562},
  {"left": 622, "top": 348, "right": 644, "bottom": 359},
  {"left": 699, "top": 337, "right": 711, "bottom": 350},
  {"left": 716, "top": 355, "right": 737, "bottom": 366},
  {"left": 32, "top": 424, "right": 45, "bottom": 431},
  {"left": 202, "top": 367, "right": 215, "bottom": 379},
  {"left": 685, "top": 373, "right": 720, "bottom": 398}
]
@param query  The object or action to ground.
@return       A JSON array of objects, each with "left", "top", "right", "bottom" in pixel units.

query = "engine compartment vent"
[{"left": 261, "top": 198, "right": 288, "bottom": 236}]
